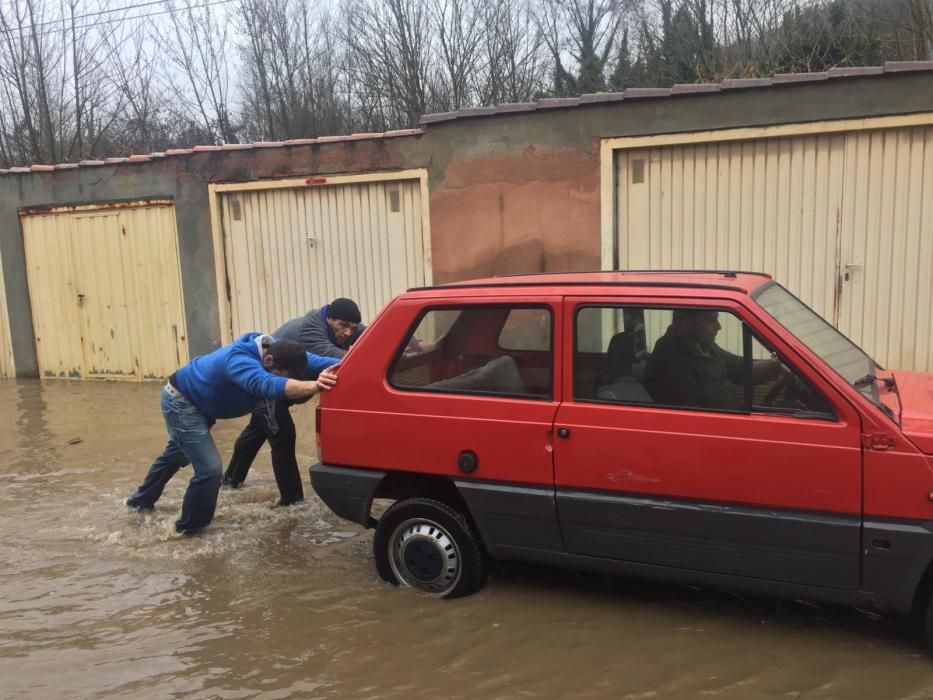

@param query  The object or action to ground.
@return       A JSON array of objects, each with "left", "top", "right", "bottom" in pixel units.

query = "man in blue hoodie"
[{"left": 125, "top": 332, "right": 339, "bottom": 534}]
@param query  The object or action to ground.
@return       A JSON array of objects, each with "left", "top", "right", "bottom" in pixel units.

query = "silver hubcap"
[{"left": 388, "top": 518, "right": 462, "bottom": 596}]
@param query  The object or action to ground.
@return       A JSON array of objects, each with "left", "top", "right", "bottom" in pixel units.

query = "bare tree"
[
  {"left": 540, "top": 0, "right": 628, "bottom": 94},
  {"left": 238, "top": 0, "right": 352, "bottom": 140},
  {"left": 159, "top": 0, "right": 238, "bottom": 143},
  {"left": 343, "top": 0, "right": 433, "bottom": 129},
  {"left": 480, "top": 0, "right": 549, "bottom": 103},
  {"left": 432, "top": 0, "right": 485, "bottom": 110}
]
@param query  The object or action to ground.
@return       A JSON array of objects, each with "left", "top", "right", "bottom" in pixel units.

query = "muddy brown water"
[{"left": 1, "top": 379, "right": 932, "bottom": 699}]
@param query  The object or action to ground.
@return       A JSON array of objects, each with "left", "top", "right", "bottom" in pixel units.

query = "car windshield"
[{"left": 753, "top": 282, "right": 889, "bottom": 416}]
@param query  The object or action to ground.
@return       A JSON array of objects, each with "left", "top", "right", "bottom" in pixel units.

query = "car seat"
[{"left": 597, "top": 332, "right": 654, "bottom": 403}]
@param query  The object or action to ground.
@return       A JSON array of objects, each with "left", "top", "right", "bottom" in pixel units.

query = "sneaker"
[
  {"left": 221, "top": 476, "right": 242, "bottom": 490},
  {"left": 125, "top": 497, "right": 154, "bottom": 512},
  {"left": 277, "top": 496, "right": 304, "bottom": 507}
]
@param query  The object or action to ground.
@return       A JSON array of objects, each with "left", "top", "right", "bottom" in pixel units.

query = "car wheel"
[{"left": 373, "top": 497, "right": 487, "bottom": 598}]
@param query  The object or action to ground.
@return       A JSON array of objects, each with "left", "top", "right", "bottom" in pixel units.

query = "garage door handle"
[
  {"left": 77, "top": 293, "right": 86, "bottom": 308},
  {"left": 557, "top": 427, "right": 570, "bottom": 438}
]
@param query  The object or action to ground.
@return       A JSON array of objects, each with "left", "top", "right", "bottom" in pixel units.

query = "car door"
[
  {"left": 324, "top": 295, "right": 564, "bottom": 558},
  {"left": 552, "top": 294, "right": 864, "bottom": 590}
]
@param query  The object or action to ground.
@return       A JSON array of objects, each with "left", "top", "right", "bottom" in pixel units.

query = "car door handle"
[{"left": 557, "top": 427, "right": 570, "bottom": 438}]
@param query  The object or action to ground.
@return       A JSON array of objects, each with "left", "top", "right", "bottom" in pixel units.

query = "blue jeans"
[{"left": 127, "top": 387, "right": 222, "bottom": 533}]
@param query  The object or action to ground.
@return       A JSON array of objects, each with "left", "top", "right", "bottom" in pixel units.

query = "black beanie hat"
[{"left": 327, "top": 298, "right": 362, "bottom": 323}]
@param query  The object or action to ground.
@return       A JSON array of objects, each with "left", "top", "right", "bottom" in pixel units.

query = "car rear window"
[{"left": 388, "top": 305, "right": 553, "bottom": 399}]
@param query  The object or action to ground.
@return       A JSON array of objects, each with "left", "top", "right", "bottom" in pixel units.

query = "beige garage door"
[
  {"left": 217, "top": 176, "right": 429, "bottom": 338},
  {"left": 0, "top": 246, "right": 13, "bottom": 377},
  {"left": 615, "top": 123, "right": 933, "bottom": 372},
  {"left": 22, "top": 201, "right": 189, "bottom": 380}
]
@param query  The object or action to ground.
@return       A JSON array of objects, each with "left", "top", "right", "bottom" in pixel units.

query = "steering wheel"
[
  {"left": 763, "top": 371, "right": 813, "bottom": 409},
  {"left": 762, "top": 373, "right": 792, "bottom": 406}
]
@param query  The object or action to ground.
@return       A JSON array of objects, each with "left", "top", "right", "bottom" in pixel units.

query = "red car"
[{"left": 311, "top": 271, "right": 933, "bottom": 649}]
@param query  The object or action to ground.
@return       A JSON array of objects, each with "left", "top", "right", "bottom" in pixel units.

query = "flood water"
[{"left": 1, "top": 379, "right": 932, "bottom": 699}]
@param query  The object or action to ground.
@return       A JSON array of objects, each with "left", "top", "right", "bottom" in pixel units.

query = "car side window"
[
  {"left": 389, "top": 306, "right": 553, "bottom": 399},
  {"left": 574, "top": 305, "right": 834, "bottom": 418}
]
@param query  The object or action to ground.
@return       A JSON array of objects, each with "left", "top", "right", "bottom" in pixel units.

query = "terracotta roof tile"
[{"left": 313, "top": 134, "right": 349, "bottom": 143}]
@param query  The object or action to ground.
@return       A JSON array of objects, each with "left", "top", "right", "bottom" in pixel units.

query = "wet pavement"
[{"left": 1, "top": 378, "right": 932, "bottom": 699}]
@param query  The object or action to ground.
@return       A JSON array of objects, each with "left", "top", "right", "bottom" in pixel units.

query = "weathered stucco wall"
[
  {"left": 422, "top": 72, "right": 933, "bottom": 284},
  {"left": 0, "top": 136, "right": 429, "bottom": 376}
]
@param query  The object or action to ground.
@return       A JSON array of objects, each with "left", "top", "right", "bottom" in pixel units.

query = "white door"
[{"left": 219, "top": 178, "right": 429, "bottom": 337}]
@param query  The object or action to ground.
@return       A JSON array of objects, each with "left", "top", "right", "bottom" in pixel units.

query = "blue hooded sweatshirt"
[{"left": 174, "top": 332, "right": 339, "bottom": 419}]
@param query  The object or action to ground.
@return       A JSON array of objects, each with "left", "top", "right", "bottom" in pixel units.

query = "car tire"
[{"left": 373, "top": 497, "right": 487, "bottom": 599}]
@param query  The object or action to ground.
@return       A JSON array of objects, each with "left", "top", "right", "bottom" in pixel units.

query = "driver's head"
[{"left": 672, "top": 309, "right": 721, "bottom": 347}]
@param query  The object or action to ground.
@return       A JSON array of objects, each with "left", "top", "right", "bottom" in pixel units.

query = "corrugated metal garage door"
[
  {"left": 0, "top": 247, "right": 13, "bottom": 377},
  {"left": 615, "top": 125, "right": 933, "bottom": 372},
  {"left": 218, "top": 178, "right": 428, "bottom": 337},
  {"left": 21, "top": 202, "right": 189, "bottom": 380}
]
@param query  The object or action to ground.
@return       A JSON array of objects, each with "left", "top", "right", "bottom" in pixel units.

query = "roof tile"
[
  {"left": 345, "top": 132, "right": 384, "bottom": 141},
  {"left": 884, "top": 61, "right": 933, "bottom": 73},
  {"left": 671, "top": 83, "right": 722, "bottom": 94},
  {"left": 721, "top": 78, "right": 774, "bottom": 89},
  {"left": 773, "top": 71, "right": 828, "bottom": 84},
  {"left": 622, "top": 87, "right": 672, "bottom": 98},
  {"left": 419, "top": 111, "right": 459, "bottom": 125},
  {"left": 383, "top": 128, "right": 424, "bottom": 137},
  {"left": 827, "top": 66, "right": 884, "bottom": 77},
  {"left": 314, "top": 134, "right": 350, "bottom": 143},
  {"left": 536, "top": 97, "right": 581, "bottom": 109}
]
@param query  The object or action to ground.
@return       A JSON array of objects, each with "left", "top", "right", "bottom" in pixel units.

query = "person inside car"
[{"left": 643, "top": 308, "right": 784, "bottom": 409}]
